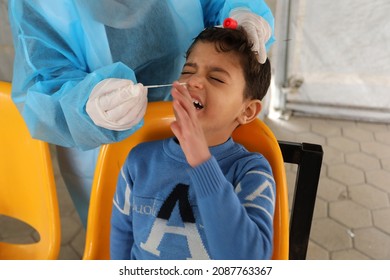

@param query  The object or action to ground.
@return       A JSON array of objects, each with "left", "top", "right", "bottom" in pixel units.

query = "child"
[{"left": 110, "top": 27, "right": 275, "bottom": 260}]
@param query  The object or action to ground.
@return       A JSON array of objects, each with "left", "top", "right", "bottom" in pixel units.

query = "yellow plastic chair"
[
  {"left": 0, "top": 81, "right": 61, "bottom": 259},
  {"left": 83, "top": 101, "right": 289, "bottom": 260}
]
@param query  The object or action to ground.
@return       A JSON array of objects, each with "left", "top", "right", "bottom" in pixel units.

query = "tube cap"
[{"left": 223, "top": 18, "right": 238, "bottom": 29}]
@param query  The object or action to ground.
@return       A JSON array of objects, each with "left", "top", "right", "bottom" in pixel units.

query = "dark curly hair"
[{"left": 185, "top": 27, "right": 271, "bottom": 101}]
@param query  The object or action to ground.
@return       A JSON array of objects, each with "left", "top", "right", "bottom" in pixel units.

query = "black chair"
[{"left": 279, "top": 141, "right": 324, "bottom": 259}]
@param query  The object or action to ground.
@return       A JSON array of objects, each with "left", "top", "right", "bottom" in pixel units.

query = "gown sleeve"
[{"left": 8, "top": 0, "right": 141, "bottom": 150}]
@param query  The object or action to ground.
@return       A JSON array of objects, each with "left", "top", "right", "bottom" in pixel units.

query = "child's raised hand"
[{"left": 170, "top": 82, "right": 211, "bottom": 167}]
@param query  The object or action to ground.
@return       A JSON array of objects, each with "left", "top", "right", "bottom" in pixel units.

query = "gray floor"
[
  {"left": 1, "top": 114, "right": 390, "bottom": 260},
  {"left": 266, "top": 114, "right": 390, "bottom": 260}
]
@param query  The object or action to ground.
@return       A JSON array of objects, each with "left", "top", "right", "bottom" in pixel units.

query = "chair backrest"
[
  {"left": 83, "top": 101, "right": 289, "bottom": 260},
  {"left": 0, "top": 81, "right": 61, "bottom": 259},
  {"left": 278, "top": 141, "right": 323, "bottom": 259}
]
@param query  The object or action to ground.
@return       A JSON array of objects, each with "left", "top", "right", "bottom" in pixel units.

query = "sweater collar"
[{"left": 163, "top": 137, "right": 237, "bottom": 163}]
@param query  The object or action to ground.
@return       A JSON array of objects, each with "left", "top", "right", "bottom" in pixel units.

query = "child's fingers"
[
  {"left": 172, "top": 82, "right": 198, "bottom": 121},
  {"left": 172, "top": 82, "right": 192, "bottom": 107},
  {"left": 171, "top": 89, "right": 200, "bottom": 143},
  {"left": 171, "top": 86, "right": 195, "bottom": 125},
  {"left": 173, "top": 81, "right": 188, "bottom": 94}
]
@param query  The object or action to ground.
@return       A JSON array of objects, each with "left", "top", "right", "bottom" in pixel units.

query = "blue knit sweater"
[{"left": 110, "top": 137, "right": 275, "bottom": 260}]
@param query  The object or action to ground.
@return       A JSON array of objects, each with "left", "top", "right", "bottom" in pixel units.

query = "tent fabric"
[{"left": 273, "top": 0, "right": 390, "bottom": 122}]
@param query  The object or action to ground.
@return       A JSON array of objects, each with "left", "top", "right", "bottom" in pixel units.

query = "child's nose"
[{"left": 187, "top": 75, "right": 204, "bottom": 90}]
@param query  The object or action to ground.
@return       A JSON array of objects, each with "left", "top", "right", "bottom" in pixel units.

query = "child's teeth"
[{"left": 193, "top": 99, "right": 204, "bottom": 109}]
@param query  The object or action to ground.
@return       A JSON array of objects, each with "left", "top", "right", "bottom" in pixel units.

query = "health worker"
[{"left": 8, "top": 0, "right": 275, "bottom": 226}]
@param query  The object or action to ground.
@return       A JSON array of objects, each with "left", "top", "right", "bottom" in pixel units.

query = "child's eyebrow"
[
  {"left": 183, "top": 62, "right": 231, "bottom": 77},
  {"left": 208, "top": 66, "right": 231, "bottom": 78},
  {"left": 183, "top": 62, "right": 197, "bottom": 68}
]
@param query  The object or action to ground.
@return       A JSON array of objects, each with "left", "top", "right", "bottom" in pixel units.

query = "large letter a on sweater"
[{"left": 140, "top": 184, "right": 210, "bottom": 259}]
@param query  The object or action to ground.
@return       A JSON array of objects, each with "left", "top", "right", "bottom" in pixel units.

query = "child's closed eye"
[
  {"left": 210, "top": 76, "right": 225, "bottom": 83},
  {"left": 181, "top": 71, "right": 194, "bottom": 75}
]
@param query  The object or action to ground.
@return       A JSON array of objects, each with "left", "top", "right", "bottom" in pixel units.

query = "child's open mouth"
[{"left": 193, "top": 99, "right": 204, "bottom": 110}]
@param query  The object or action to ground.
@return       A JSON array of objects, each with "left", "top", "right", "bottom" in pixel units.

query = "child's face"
[{"left": 178, "top": 41, "right": 249, "bottom": 145}]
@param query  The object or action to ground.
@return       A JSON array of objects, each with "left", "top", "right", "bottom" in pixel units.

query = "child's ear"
[{"left": 238, "top": 100, "right": 262, "bottom": 125}]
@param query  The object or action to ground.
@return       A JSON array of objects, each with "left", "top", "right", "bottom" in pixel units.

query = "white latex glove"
[
  {"left": 86, "top": 78, "right": 147, "bottom": 131},
  {"left": 230, "top": 8, "right": 272, "bottom": 64}
]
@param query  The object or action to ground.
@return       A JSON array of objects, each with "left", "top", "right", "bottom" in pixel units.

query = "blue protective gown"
[{"left": 8, "top": 0, "right": 275, "bottom": 225}]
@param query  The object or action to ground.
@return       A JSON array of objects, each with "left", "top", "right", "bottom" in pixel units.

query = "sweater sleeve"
[
  {"left": 189, "top": 156, "right": 275, "bottom": 259},
  {"left": 110, "top": 164, "right": 134, "bottom": 260}
]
